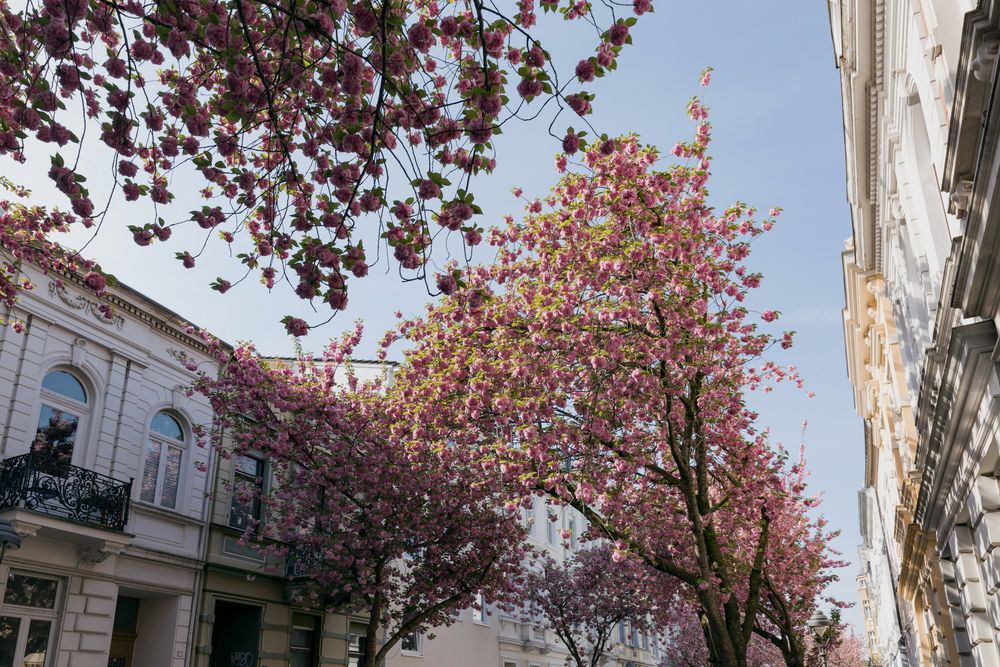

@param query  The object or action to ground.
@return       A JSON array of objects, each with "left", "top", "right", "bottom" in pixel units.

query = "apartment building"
[
  {"left": 384, "top": 495, "right": 663, "bottom": 667},
  {"left": 833, "top": 0, "right": 1000, "bottom": 664},
  {"left": 0, "top": 264, "right": 216, "bottom": 667},
  {"left": 0, "top": 265, "right": 374, "bottom": 667}
]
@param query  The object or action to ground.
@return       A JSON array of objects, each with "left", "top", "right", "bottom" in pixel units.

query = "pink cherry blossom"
[
  {"left": 0, "top": 0, "right": 649, "bottom": 332},
  {"left": 196, "top": 331, "right": 528, "bottom": 667},
  {"left": 386, "top": 96, "right": 836, "bottom": 666}
]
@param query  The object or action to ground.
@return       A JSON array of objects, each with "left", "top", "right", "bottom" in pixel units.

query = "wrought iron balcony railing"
[{"left": 0, "top": 453, "right": 132, "bottom": 531}]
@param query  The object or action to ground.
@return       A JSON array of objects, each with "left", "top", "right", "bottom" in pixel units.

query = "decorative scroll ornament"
[
  {"left": 949, "top": 180, "right": 974, "bottom": 218},
  {"left": 166, "top": 347, "right": 189, "bottom": 365},
  {"left": 47, "top": 282, "right": 125, "bottom": 330},
  {"left": 972, "top": 40, "right": 1000, "bottom": 83}
]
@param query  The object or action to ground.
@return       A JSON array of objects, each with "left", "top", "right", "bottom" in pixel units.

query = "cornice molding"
[
  {"left": 869, "top": 0, "right": 884, "bottom": 273},
  {"left": 914, "top": 321, "right": 999, "bottom": 539},
  {"left": 50, "top": 270, "right": 214, "bottom": 355}
]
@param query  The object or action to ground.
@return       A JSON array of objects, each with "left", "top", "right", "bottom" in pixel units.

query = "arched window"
[
  {"left": 32, "top": 369, "right": 89, "bottom": 466},
  {"left": 140, "top": 412, "right": 185, "bottom": 509}
]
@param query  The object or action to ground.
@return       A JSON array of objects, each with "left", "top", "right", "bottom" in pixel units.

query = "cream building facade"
[{"left": 833, "top": 0, "right": 1000, "bottom": 665}]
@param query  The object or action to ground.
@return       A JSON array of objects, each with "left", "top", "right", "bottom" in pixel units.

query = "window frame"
[
  {"left": 400, "top": 631, "right": 422, "bottom": 656},
  {"left": 348, "top": 621, "right": 368, "bottom": 667},
  {"left": 139, "top": 411, "right": 187, "bottom": 510},
  {"left": 0, "top": 571, "right": 62, "bottom": 667},
  {"left": 472, "top": 593, "right": 488, "bottom": 626},
  {"left": 228, "top": 452, "right": 266, "bottom": 531},
  {"left": 289, "top": 612, "right": 320, "bottom": 667},
  {"left": 33, "top": 368, "right": 90, "bottom": 467},
  {"left": 545, "top": 511, "right": 556, "bottom": 545}
]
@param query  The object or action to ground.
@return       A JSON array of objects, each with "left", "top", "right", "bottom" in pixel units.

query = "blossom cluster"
[
  {"left": 0, "top": 0, "right": 649, "bottom": 333},
  {"left": 195, "top": 328, "right": 528, "bottom": 667},
  {"left": 383, "top": 98, "right": 837, "bottom": 665}
]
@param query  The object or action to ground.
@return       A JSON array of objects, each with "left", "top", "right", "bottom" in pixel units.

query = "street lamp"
[
  {"left": 0, "top": 519, "right": 21, "bottom": 564},
  {"left": 807, "top": 609, "right": 833, "bottom": 667}
]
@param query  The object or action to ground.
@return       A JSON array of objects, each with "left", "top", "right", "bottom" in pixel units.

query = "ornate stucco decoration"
[
  {"left": 77, "top": 542, "right": 125, "bottom": 564},
  {"left": 48, "top": 282, "right": 125, "bottom": 330},
  {"left": 972, "top": 40, "right": 1000, "bottom": 82},
  {"left": 949, "top": 180, "right": 974, "bottom": 217}
]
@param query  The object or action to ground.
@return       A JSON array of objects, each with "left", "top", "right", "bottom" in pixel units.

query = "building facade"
[
  {"left": 859, "top": 564, "right": 883, "bottom": 665},
  {"left": 0, "top": 264, "right": 217, "bottom": 667},
  {"left": 834, "top": 0, "right": 1000, "bottom": 665},
  {"left": 0, "top": 267, "right": 371, "bottom": 667},
  {"left": 384, "top": 496, "right": 663, "bottom": 667},
  {"left": 192, "top": 360, "right": 391, "bottom": 667}
]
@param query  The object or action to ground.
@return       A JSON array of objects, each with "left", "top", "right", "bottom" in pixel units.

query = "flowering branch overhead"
[{"left": 0, "top": 0, "right": 651, "bottom": 333}]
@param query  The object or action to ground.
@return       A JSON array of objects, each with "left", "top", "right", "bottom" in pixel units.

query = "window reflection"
[
  {"left": 32, "top": 406, "right": 79, "bottom": 466},
  {"left": 21, "top": 620, "right": 50, "bottom": 667},
  {"left": 0, "top": 616, "right": 20, "bottom": 667},
  {"left": 3, "top": 576, "right": 57, "bottom": 610}
]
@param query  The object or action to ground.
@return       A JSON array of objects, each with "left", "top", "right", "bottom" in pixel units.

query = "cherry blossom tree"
[
  {"left": 821, "top": 629, "right": 866, "bottom": 667},
  {"left": 0, "top": 177, "right": 113, "bottom": 329},
  {"left": 195, "top": 328, "right": 529, "bottom": 667},
  {"left": 661, "top": 599, "right": 784, "bottom": 667},
  {"left": 0, "top": 0, "right": 651, "bottom": 333},
  {"left": 803, "top": 613, "right": 867, "bottom": 667},
  {"left": 752, "top": 447, "right": 847, "bottom": 667},
  {"left": 524, "top": 544, "right": 670, "bottom": 667},
  {"left": 382, "top": 87, "right": 840, "bottom": 665}
]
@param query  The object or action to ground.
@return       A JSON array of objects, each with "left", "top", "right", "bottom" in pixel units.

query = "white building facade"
[
  {"left": 833, "top": 0, "right": 1000, "bottom": 665},
  {"left": 0, "top": 265, "right": 217, "bottom": 667},
  {"left": 860, "top": 486, "right": 906, "bottom": 666},
  {"left": 384, "top": 496, "right": 662, "bottom": 667}
]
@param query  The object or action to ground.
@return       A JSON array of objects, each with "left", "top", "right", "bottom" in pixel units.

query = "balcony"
[{"left": 0, "top": 453, "right": 132, "bottom": 531}]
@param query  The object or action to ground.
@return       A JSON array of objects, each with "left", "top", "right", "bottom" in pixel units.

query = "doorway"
[
  {"left": 211, "top": 600, "right": 262, "bottom": 667},
  {"left": 107, "top": 596, "right": 139, "bottom": 667}
]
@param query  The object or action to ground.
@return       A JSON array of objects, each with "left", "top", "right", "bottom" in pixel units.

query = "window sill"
[{"left": 131, "top": 500, "right": 199, "bottom": 525}]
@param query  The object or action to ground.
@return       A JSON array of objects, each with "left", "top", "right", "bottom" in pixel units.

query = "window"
[
  {"left": 348, "top": 622, "right": 368, "bottom": 667},
  {"left": 567, "top": 518, "right": 578, "bottom": 550},
  {"left": 229, "top": 454, "right": 264, "bottom": 530},
  {"left": 618, "top": 622, "right": 625, "bottom": 644},
  {"left": 140, "top": 412, "right": 185, "bottom": 509},
  {"left": 0, "top": 573, "right": 59, "bottom": 667},
  {"left": 32, "top": 370, "right": 88, "bottom": 466},
  {"left": 472, "top": 593, "right": 488, "bottom": 625},
  {"left": 545, "top": 511, "right": 556, "bottom": 544},
  {"left": 400, "top": 631, "right": 421, "bottom": 655},
  {"left": 290, "top": 613, "right": 319, "bottom": 667}
]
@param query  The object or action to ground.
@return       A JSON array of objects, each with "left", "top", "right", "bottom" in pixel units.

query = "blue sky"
[{"left": 20, "top": 0, "right": 865, "bottom": 632}]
